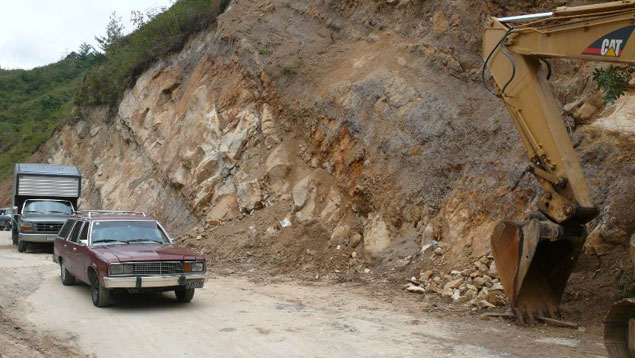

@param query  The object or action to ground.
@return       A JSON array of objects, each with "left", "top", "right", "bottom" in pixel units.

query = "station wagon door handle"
[{"left": 72, "top": 247, "right": 77, "bottom": 252}]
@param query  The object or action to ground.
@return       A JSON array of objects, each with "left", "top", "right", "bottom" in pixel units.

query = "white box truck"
[{"left": 12, "top": 163, "right": 81, "bottom": 252}]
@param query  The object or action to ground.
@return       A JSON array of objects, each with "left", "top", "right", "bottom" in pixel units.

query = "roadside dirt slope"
[{"left": 1, "top": 0, "right": 632, "bottom": 327}]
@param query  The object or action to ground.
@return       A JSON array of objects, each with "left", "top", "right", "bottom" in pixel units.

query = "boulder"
[
  {"left": 169, "top": 165, "right": 188, "bottom": 189},
  {"left": 444, "top": 278, "right": 463, "bottom": 290},
  {"left": 420, "top": 270, "right": 434, "bottom": 281},
  {"left": 363, "top": 214, "right": 391, "bottom": 256},
  {"left": 477, "top": 300, "right": 496, "bottom": 310},
  {"left": 265, "top": 145, "right": 291, "bottom": 195},
  {"left": 195, "top": 152, "right": 224, "bottom": 184},
  {"left": 441, "top": 288, "right": 453, "bottom": 298},
  {"left": 426, "top": 282, "right": 439, "bottom": 293},
  {"left": 261, "top": 103, "right": 279, "bottom": 148},
  {"left": 320, "top": 188, "right": 342, "bottom": 224},
  {"left": 349, "top": 232, "right": 362, "bottom": 248},
  {"left": 293, "top": 175, "right": 315, "bottom": 210},
  {"left": 473, "top": 277, "right": 485, "bottom": 288},
  {"left": 76, "top": 120, "right": 89, "bottom": 138},
  {"left": 573, "top": 102, "right": 598, "bottom": 121},
  {"left": 293, "top": 175, "right": 317, "bottom": 222},
  {"left": 330, "top": 224, "right": 351, "bottom": 245},
  {"left": 219, "top": 108, "right": 259, "bottom": 160},
  {"left": 206, "top": 182, "right": 239, "bottom": 222},
  {"left": 404, "top": 283, "right": 426, "bottom": 294},
  {"left": 193, "top": 176, "right": 220, "bottom": 210},
  {"left": 237, "top": 179, "right": 262, "bottom": 212}
]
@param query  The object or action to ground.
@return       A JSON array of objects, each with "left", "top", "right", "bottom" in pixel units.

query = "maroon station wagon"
[{"left": 53, "top": 211, "right": 207, "bottom": 307}]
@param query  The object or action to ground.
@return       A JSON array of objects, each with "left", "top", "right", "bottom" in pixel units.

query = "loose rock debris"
[{"left": 403, "top": 254, "right": 508, "bottom": 311}]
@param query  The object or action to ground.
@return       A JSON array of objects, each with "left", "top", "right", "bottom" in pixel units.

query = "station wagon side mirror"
[{"left": 79, "top": 239, "right": 88, "bottom": 246}]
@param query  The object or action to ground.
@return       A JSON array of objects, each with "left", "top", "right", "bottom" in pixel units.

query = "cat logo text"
[{"left": 582, "top": 25, "right": 634, "bottom": 58}]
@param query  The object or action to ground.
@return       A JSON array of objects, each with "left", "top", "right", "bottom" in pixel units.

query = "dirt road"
[{"left": 0, "top": 232, "right": 607, "bottom": 358}]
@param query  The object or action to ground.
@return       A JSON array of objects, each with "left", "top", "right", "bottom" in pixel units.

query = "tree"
[
  {"left": 78, "top": 42, "right": 94, "bottom": 58},
  {"left": 95, "top": 12, "right": 125, "bottom": 53},
  {"left": 131, "top": 5, "right": 168, "bottom": 30},
  {"left": 131, "top": 10, "right": 146, "bottom": 30}
]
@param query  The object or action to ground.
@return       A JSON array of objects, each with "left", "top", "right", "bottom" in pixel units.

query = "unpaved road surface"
[{"left": 0, "top": 232, "right": 607, "bottom": 358}]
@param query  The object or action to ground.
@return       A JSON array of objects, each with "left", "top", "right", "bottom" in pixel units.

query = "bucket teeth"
[{"left": 490, "top": 220, "right": 585, "bottom": 324}]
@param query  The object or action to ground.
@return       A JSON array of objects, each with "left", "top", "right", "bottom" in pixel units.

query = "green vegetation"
[
  {"left": 0, "top": 52, "right": 103, "bottom": 179},
  {"left": 81, "top": 0, "right": 228, "bottom": 108},
  {"left": 0, "top": 0, "right": 228, "bottom": 179},
  {"left": 592, "top": 65, "right": 634, "bottom": 105}
]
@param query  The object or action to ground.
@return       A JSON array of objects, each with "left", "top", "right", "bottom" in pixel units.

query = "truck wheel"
[
  {"left": 90, "top": 272, "right": 110, "bottom": 307},
  {"left": 175, "top": 288, "right": 195, "bottom": 303},
  {"left": 17, "top": 240, "right": 27, "bottom": 253},
  {"left": 60, "top": 261, "right": 76, "bottom": 286}
]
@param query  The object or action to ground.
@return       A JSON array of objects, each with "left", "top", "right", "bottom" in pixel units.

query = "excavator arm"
[{"left": 482, "top": 2, "right": 635, "bottom": 357}]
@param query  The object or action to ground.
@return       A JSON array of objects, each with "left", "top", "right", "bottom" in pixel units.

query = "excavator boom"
[{"left": 482, "top": 2, "right": 635, "bottom": 356}]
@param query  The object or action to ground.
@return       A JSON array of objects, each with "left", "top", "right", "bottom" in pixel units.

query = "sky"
[{"left": 0, "top": 0, "right": 175, "bottom": 70}]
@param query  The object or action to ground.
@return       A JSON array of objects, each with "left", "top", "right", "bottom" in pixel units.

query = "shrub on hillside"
[
  {"left": 0, "top": 52, "right": 102, "bottom": 179},
  {"left": 81, "top": 0, "right": 229, "bottom": 108}
]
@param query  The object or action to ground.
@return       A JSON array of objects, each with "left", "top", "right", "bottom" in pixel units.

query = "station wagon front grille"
[
  {"left": 132, "top": 261, "right": 184, "bottom": 275},
  {"left": 34, "top": 222, "right": 63, "bottom": 233}
]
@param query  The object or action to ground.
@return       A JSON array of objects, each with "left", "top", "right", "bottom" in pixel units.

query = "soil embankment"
[{"left": 0, "top": 0, "right": 632, "bottom": 329}]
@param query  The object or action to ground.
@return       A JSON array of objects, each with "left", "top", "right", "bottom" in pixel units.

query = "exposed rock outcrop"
[{"left": 3, "top": 0, "right": 631, "bottom": 313}]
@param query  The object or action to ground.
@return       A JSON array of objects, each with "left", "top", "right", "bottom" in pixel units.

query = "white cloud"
[{"left": 0, "top": 0, "right": 175, "bottom": 69}]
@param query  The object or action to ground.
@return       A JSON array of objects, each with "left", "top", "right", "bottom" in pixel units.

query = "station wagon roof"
[
  {"left": 71, "top": 210, "right": 154, "bottom": 221},
  {"left": 87, "top": 216, "right": 156, "bottom": 221}
]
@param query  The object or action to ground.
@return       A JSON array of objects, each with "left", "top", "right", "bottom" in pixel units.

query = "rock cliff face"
[{"left": 10, "top": 0, "right": 633, "bottom": 297}]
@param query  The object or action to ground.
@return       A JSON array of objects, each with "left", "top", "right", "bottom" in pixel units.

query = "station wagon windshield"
[
  {"left": 23, "top": 200, "right": 73, "bottom": 215},
  {"left": 91, "top": 221, "right": 169, "bottom": 245}
]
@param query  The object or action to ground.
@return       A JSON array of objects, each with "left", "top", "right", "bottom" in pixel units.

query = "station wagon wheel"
[
  {"left": 90, "top": 272, "right": 111, "bottom": 307},
  {"left": 60, "top": 261, "right": 75, "bottom": 286},
  {"left": 175, "top": 288, "right": 195, "bottom": 303}
]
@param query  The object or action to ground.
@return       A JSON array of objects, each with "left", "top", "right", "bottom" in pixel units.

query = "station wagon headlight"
[
  {"left": 191, "top": 262, "right": 205, "bottom": 272},
  {"left": 109, "top": 263, "right": 133, "bottom": 275}
]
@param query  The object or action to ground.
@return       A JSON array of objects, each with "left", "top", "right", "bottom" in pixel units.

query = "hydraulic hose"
[{"left": 482, "top": 27, "right": 515, "bottom": 95}]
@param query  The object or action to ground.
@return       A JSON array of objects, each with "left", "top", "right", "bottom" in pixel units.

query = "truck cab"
[{"left": 12, "top": 164, "right": 81, "bottom": 252}]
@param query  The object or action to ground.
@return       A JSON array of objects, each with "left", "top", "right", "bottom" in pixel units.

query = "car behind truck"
[
  {"left": 0, "top": 208, "right": 12, "bottom": 231},
  {"left": 12, "top": 163, "right": 81, "bottom": 252}
]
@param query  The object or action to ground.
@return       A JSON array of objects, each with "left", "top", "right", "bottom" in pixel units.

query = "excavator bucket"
[
  {"left": 490, "top": 220, "right": 585, "bottom": 324},
  {"left": 604, "top": 299, "right": 635, "bottom": 358}
]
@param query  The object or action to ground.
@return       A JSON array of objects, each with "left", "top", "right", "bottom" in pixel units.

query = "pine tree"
[
  {"left": 78, "top": 42, "right": 94, "bottom": 58},
  {"left": 95, "top": 12, "right": 125, "bottom": 53}
]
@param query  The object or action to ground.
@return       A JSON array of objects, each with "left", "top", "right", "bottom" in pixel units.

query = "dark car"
[
  {"left": 53, "top": 210, "right": 207, "bottom": 307},
  {"left": 0, "top": 208, "right": 11, "bottom": 231}
]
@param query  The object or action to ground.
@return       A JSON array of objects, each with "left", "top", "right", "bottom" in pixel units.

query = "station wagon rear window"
[
  {"left": 59, "top": 219, "right": 75, "bottom": 239},
  {"left": 91, "top": 221, "right": 169, "bottom": 245}
]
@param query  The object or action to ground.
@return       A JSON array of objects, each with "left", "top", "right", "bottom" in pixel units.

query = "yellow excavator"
[{"left": 482, "top": 1, "right": 635, "bottom": 357}]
